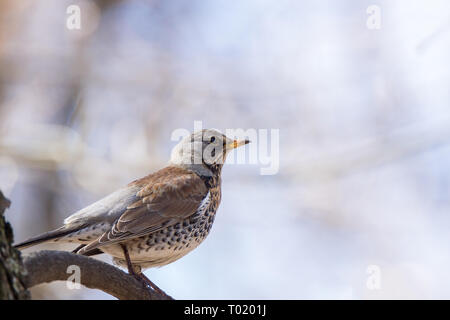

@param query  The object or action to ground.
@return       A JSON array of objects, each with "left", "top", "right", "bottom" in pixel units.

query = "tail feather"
[{"left": 14, "top": 225, "right": 85, "bottom": 249}]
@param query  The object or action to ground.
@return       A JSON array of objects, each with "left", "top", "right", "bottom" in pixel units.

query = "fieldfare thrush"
[{"left": 15, "top": 129, "right": 250, "bottom": 292}]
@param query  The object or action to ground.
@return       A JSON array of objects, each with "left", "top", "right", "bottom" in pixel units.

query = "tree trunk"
[{"left": 0, "top": 191, "right": 30, "bottom": 299}]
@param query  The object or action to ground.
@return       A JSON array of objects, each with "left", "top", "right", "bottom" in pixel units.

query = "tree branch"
[
  {"left": 0, "top": 191, "right": 30, "bottom": 299},
  {"left": 23, "top": 250, "right": 172, "bottom": 300}
]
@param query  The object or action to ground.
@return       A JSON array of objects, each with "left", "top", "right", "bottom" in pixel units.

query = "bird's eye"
[{"left": 210, "top": 136, "right": 216, "bottom": 143}]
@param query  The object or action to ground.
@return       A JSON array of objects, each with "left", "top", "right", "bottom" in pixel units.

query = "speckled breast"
[{"left": 104, "top": 186, "right": 221, "bottom": 269}]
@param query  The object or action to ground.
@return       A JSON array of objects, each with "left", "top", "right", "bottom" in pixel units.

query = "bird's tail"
[{"left": 14, "top": 225, "right": 84, "bottom": 250}]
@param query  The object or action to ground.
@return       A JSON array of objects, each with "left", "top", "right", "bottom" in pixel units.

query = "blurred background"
[{"left": 1, "top": 0, "right": 450, "bottom": 299}]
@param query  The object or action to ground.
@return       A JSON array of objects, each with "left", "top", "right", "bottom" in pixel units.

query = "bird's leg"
[
  {"left": 120, "top": 244, "right": 170, "bottom": 298},
  {"left": 120, "top": 244, "right": 138, "bottom": 276}
]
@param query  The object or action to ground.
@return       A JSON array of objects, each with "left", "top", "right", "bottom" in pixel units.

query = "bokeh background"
[{"left": 1, "top": 0, "right": 450, "bottom": 299}]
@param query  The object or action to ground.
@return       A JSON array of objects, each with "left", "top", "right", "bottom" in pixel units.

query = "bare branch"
[{"left": 23, "top": 250, "right": 172, "bottom": 300}]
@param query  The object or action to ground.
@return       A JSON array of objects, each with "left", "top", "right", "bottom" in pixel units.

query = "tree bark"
[
  {"left": 0, "top": 191, "right": 30, "bottom": 299},
  {"left": 23, "top": 250, "right": 172, "bottom": 300}
]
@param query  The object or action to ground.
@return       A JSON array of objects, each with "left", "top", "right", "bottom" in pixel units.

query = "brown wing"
[{"left": 79, "top": 166, "right": 208, "bottom": 253}]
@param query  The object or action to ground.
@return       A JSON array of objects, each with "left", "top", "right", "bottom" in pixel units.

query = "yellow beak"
[{"left": 226, "top": 139, "right": 251, "bottom": 150}]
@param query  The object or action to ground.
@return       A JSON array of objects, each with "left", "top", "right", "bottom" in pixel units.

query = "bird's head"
[{"left": 169, "top": 129, "right": 250, "bottom": 176}]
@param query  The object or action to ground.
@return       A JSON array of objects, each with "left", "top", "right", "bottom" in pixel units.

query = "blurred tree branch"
[{"left": 23, "top": 250, "right": 172, "bottom": 300}]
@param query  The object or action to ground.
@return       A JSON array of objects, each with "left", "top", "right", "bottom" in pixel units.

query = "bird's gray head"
[{"left": 169, "top": 129, "right": 250, "bottom": 177}]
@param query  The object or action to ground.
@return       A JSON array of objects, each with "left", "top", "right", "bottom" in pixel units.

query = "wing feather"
[{"left": 78, "top": 166, "right": 208, "bottom": 253}]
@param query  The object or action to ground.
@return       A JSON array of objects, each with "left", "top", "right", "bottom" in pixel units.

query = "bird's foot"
[
  {"left": 120, "top": 243, "right": 171, "bottom": 299},
  {"left": 133, "top": 272, "right": 171, "bottom": 299}
]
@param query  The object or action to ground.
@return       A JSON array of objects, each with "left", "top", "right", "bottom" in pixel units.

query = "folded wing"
[{"left": 78, "top": 166, "right": 208, "bottom": 254}]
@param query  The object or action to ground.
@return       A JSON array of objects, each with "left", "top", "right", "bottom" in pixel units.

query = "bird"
[{"left": 15, "top": 129, "right": 250, "bottom": 293}]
